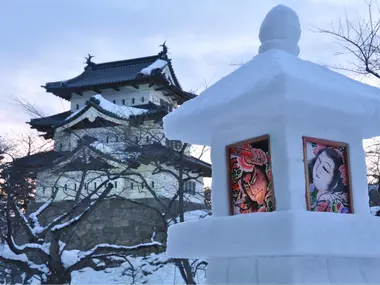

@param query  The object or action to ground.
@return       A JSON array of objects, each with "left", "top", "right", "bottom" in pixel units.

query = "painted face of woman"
[{"left": 312, "top": 150, "right": 335, "bottom": 192}]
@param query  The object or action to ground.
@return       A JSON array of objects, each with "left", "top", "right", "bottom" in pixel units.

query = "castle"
[{"left": 27, "top": 45, "right": 211, "bottom": 204}]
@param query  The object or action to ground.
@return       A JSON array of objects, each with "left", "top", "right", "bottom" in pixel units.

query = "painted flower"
[
  {"left": 316, "top": 201, "right": 329, "bottom": 212},
  {"left": 232, "top": 183, "right": 240, "bottom": 191},
  {"left": 339, "top": 165, "right": 348, "bottom": 186},
  {"left": 236, "top": 145, "right": 267, "bottom": 172},
  {"left": 341, "top": 207, "right": 350, "bottom": 213}
]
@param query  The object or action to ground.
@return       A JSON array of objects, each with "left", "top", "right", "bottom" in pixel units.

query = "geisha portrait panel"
[
  {"left": 227, "top": 135, "right": 275, "bottom": 215},
  {"left": 303, "top": 137, "right": 353, "bottom": 214}
]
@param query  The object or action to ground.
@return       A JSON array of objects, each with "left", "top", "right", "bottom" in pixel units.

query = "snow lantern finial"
[{"left": 258, "top": 5, "right": 301, "bottom": 56}]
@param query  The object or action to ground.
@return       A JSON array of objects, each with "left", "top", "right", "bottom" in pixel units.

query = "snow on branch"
[
  {"left": 79, "top": 241, "right": 162, "bottom": 259},
  {"left": 65, "top": 241, "right": 162, "bottom": 273},
  {"left": 0, "top": 244, "right": 49, "bottom": 275},
  {"left": 9, "top": 236, "right": 49, "bottom": 255},
  {"left": 14, "top": 204, "right": 37, "bottom": 238},
  {"left": 51, "top": 205, "right": 89, "bottom": 232},
  {"left": 29, "top": 198, "right": 53, "bottom": 221}
]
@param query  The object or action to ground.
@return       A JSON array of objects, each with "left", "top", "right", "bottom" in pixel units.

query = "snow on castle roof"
[
  {"left": 163, "top": 5, "right": 380, "bottom": 146},
  {"left": 65, "top": 94, "right": 146, "bottom": 122}
]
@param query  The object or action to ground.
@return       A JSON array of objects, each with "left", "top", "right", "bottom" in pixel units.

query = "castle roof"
[
  {"left": 29, "top": 95, "right": 168, "bottom": 139},
  {"left": 42, "top": 49, "right": 195, "bottom": 103},
  {"left": 14, "top": 141, "right": 211, "bottom": 177}
]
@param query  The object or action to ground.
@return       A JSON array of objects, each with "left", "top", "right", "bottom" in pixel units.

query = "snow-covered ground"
[
  {"left": 1, "top": 253, "right": 206, "bottom": 285},
  {"left": 71, "top": 253, "right": 206, "bottom": 285}
]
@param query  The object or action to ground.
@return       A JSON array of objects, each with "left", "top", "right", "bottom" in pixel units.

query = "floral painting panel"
[
  {"left": 304, "top": 138, "right": 352, "bottom": 213},
  {"left": 228, "top": 136, "right": 275, "bottom": 215}
]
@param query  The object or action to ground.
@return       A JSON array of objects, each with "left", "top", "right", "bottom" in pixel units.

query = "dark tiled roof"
[
  {"left": 28, "top": 98, "right": 168, "bottom": 138},
  {"left": 29, "top": 111, "right": 71, "bottom": 127},
  {"left": 29, "top": 111, "right": 71, "bottom": 139},
  {"left": 13, "top": 150, "right": 70, "bottom": 172},
  {"left": 45, "top": 55, "right": 158, "bottom": 89},
  {"left": 43, "top": 53, "right": 184, "bottom": 97},
  {"left": 126, "top": 143, "right": 212, "bottom": 177}
]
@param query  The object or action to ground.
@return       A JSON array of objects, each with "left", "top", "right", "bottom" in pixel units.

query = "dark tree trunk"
[{"left": 43, "top": 272, "right": 71, "bottom": 285}]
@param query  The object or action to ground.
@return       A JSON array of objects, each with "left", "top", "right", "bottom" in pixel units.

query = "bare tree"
[
  {"left": 319, "top": 0, "right": 380, "bottom": 82},
  {"left": 0, "top": 150, "right": 163, "bottom": 284},
  {"left": 1, "top": 132, "right": 209, "bottom": 284},
  {"left": 318, "top": 1, "right": 380, "bottom": 209}
]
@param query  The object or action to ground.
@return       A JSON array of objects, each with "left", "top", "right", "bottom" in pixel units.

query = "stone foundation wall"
[{"left": 20, "top": 198, "right": 205, "bottom": 251}]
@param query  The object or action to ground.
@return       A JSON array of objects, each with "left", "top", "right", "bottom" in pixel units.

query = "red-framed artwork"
[
  {"left": 303, "top": 137, "right": 353, "bottom": 213},
  {"left": 226, "top": 135, "right": 275, "bottom": 215}
]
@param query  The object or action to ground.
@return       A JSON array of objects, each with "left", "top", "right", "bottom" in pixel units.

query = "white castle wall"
[
  {"left": 35, "top": 162, "right": 205, "bottom": 204},
  {"left": 70, "top": 85, "right": 175, "bottom": 112}
]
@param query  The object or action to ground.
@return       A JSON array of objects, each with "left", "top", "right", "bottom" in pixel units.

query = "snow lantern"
[{"left": 163, "top": 4, "right": 380, "bottom": 284}]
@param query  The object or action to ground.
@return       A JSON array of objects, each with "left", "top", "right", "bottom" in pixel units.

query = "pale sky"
[{"left": 0, "top": 0, "right": 372, "bottom": 140}]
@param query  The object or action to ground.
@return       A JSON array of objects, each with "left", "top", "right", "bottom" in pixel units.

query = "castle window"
[
  {"left": 141, "top": 96, "right": 145, "bottom": 103},
  {"left": 122, "top": 99, "right": 125, "bottom": 105},
  {"left": 184, "top": 181, "right": 196, "bottom": 195},
  {"left": 114, "top": 181, "right": 118, "bottom": 188},
  {"left": 131, "top": 182, "right": 134, "bottom": 189},
  {"left": 74, "top": 184, "right": 77, "bottom": 191},
  {"left": 132, "top": 98, "right": 135, "bottom": 104},
  {"left": 76, "top": 104, "right": 79, "bottom": 110},
  {"left": 64, "top": 184, "right": 67, "bottom": 191},
  {"left": 151, "top": 181, "right": 155, "bottom": 188},
  {"left": 106, "top": 136, "right": 109, "bottom": 143},
  {"left": 146, "top": 136, "right": 149, "bottom": 143},
  {"left": 94, "top": 182, "right": 97, "bottom": 189}
]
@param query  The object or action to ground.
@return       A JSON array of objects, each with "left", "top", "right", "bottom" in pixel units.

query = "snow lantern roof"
[{"left": 163, "top": 5, "right": 380, "bottom": 146}]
